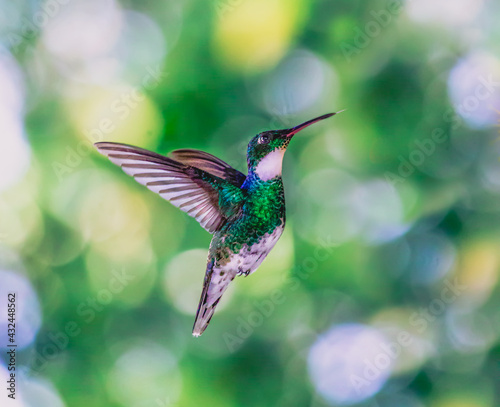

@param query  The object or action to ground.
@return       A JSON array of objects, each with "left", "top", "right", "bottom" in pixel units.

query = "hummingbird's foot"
[{"left": 237, "top": 268, "right": 252, "bottom": 277}]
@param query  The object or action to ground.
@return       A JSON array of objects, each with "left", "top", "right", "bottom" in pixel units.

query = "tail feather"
[{"left": 192, "top": 259, "right": 235, "bottom": 337}]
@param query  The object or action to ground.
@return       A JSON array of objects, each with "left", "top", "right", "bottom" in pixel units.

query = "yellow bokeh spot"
[
  {"left": 432, "top": 394, "right": 491, "bottom": 407},
  {"left": 0, "top": 167, "right": 43, "bottom": 251},
  {"left": 79, "top": 178, "right": 157, "bottom": 306},
  {"left": 456, "top": 240, "right": 500, "bottom": 305},
  {"left": 64, "top": 84, "right": 163, "bottom": 148},
  {"left": 78, "top": 179, "right": 152, "bottom": 261},
  {"left": 213, "top": 0, "right": 305, "bottom": 72},
  {"left": 370, "top": 307, "right": 435, "bottom": 376}
]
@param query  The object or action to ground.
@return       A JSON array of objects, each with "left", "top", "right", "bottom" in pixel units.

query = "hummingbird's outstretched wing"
[
  {"left": 94, "top": 142, "right": 245, "bottom": 233},
  {"left": 168, "top": 149, "right": 246, "bottom": 187}
]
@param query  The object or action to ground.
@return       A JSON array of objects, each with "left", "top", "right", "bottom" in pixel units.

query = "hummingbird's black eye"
[{"left": 258, "top": 134, "right": 270, "bottom": 144}]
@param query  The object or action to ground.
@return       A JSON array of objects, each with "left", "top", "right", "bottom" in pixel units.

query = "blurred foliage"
[{"left": 0, "top": 0, "right": 500, "bottom": 406}]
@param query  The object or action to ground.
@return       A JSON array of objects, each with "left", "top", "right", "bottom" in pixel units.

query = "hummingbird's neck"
[{"left": 247, "top": 148, "right": 286, "bottom": 182}]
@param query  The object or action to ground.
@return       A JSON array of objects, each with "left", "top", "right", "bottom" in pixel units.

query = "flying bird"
[{"left": 94, "top": 112, "right": 341, "bottom": 336}]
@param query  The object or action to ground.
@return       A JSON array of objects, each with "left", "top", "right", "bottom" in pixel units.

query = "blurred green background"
[{"left": 1, "top": 0, "right": 500, "bottom": 406}]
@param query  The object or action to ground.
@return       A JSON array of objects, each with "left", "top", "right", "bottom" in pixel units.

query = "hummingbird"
[{"left": 94, "top": 112, "right": 340, "bottom": 336}]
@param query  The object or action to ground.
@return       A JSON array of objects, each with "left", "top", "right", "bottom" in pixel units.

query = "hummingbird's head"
[{"left": 247, "top": 112, "right": 340, "bottom": 181}]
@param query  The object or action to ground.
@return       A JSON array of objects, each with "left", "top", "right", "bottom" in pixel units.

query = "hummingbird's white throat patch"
[{"left": 255, "top": 148, "right": 286, "bottom": 181}]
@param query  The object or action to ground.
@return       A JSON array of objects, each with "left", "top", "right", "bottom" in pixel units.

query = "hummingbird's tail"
[{"left": 192, "top": 258, "right": 235, "bottom": 337}]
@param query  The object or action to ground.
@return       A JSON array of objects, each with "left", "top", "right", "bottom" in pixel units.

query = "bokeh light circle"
[{"left": 308, "top": 323, "right": 393, "bottom": 405}]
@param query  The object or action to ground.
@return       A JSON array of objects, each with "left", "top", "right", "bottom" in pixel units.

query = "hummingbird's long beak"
[{"left": 286, "top": 110, "right": 344, "bottom": 137}]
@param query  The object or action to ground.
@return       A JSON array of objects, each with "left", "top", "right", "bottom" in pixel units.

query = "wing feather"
[
  {"left": 169, "top": 149, "right": 246, "bottom": 187},
  {"left": 95, "top": 142, "right": 245, "bottom": 233}
]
